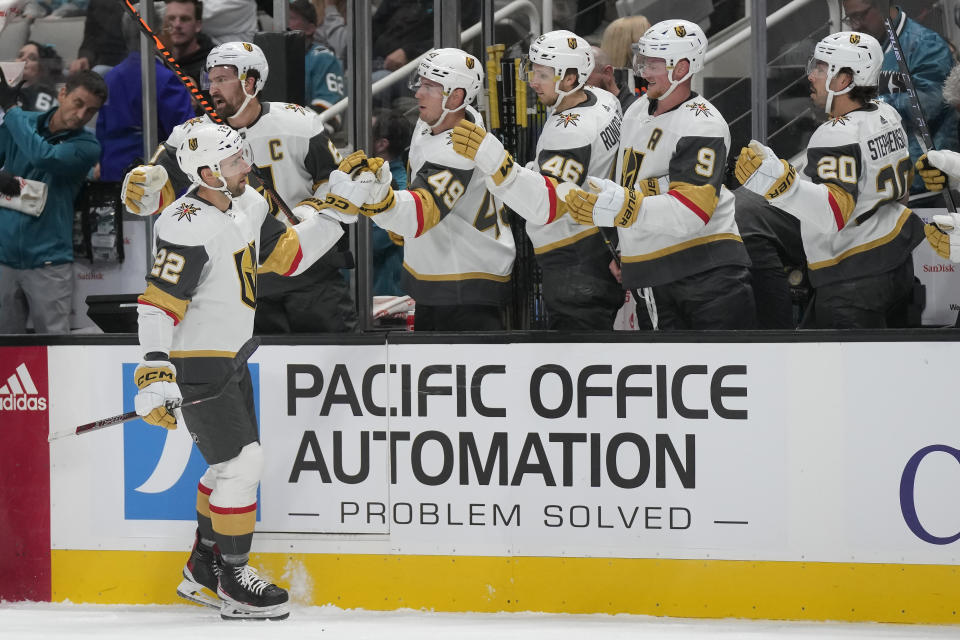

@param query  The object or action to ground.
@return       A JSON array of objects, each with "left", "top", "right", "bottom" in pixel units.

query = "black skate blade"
[
  {"left": 176, "top": 579, "right": 221, "bottom": 610},
  {"left": 220, "top": 603, "right": 290, "bottom": 621}
]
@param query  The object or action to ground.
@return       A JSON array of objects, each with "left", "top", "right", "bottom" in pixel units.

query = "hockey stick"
[
  {"left": 49, "top": 337, "right": 261, "bottom": 442},
  {"left": 883, "top": 16, "right": 957, "bottom": 213},
  {"left": 120, "top": 0, "right": 299, "bottom": 225}
]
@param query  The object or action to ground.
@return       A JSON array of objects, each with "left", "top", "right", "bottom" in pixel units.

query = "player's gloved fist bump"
[
  {"left": 926, "top": 212, "right": 960, "bottom": 262},
  {"left": 451, "top": 119, "right": 515, "bottom": 186},
  {"left": 324, "top": 168, "right": 372, "bottom": 216},
  {"left": 133, "top": 359, "right": 182, "bottom": 430},
  {"left": 122, "top": 164, "right": 169, "bottom": 216},
  {"left": 736, "top": 140, "right": 796, "bottom": 200},
  {"left": 565, "top": 178, "right": 643, "bottom": 228},
  {"left": 362, "top": 160, "right": 396, "bottom": 216}
]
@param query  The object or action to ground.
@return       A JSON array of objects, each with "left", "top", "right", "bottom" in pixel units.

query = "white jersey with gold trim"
[
  {"left": 795, "top": 101, "right": 924, "bottom": 285},
  {"left": 367, "top": 106, "right": 516, "bottom": 306},
  {"left": 486, "top": 88, "right": 623, "bottom": 258},
  {"left": 137, "top": 186, "right": 342, "bottom": 355},
  {"left": 615, "top": 93, "right": 749, "bottom": 288}
]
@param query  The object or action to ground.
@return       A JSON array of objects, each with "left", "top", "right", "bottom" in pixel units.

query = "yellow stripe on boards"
[{"left": 50, "top": 550, "right": 960, "bottom": 624}]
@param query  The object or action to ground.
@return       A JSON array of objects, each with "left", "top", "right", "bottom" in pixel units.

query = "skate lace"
[{"left": 234, "top": 564, "right": 270, "bottom": 596}]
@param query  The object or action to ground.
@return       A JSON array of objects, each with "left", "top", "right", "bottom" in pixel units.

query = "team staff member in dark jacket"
[{"left": 0, "top": 70, "right": 106, "bottom": 334}]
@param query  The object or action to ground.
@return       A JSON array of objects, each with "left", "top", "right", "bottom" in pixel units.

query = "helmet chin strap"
[
  {"left": 824, "top": 72, "right": 853, "bottom": 115},
  {"left": 548, "top": 75, "right": 584, "bottom": 114},
  {"left": 656, "top": 66, "right": 693, "bottom": 101},
  {"left": 426, "top": 93, "right": 467, "bottom": 129}
]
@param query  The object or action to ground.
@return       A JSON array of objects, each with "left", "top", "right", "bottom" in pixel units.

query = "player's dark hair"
[
  {"left": 164, "top": 0, "right": 203, "bottom": 21},
  {"left": 64, "top": 69, "right": 108, "bottom": 103},
  {"left": 837, "top": 66, "right": 878, "bottom": 104}
]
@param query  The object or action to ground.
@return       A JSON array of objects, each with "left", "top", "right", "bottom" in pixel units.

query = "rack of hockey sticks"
[
  {"left": 485, "top": 45, "right": 549, "bottom": 329},
  {"left": 120, "top": 0, "right": 300, "bottom": 225},
  {"left": 49, "top": 337, "right": 261, "bottom": 442}
]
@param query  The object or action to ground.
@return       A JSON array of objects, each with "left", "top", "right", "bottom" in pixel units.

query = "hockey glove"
[
  {"left": 919, "top": 150, "right": 960, "bottom": 192},
  {"left": 324, "top": 168, "right": 374, "bottom": 217},
  {"left": 925, "top": 213, "right": 960, "bottom": 262},
  {"left": 133, "top": 359, "right": 182, "bottom": 430},
  {"left": 122, "top": 164, "right": 172, "bottom": 216},
  {"left": 0, "top": 170, "right": 21, "bottom": 197},
  {"left": 735, "top": 140, "right": 797, "bottom": 201},
  {"left": 338, "top": 149, "right": 373, "bottom": 176},
  {"left": 451, "top": 119, "right": 516, "bottom": 186},
  {"left": 361, "top": 160, "right": 396, "bottom": 216},
  {"left": 565, "top": 177, "right": 643, "bottom": 228}
]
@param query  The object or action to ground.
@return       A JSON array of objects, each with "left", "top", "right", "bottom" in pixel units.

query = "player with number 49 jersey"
[{"left": 372, "top": 105, "right": 515, "bottom": 308}]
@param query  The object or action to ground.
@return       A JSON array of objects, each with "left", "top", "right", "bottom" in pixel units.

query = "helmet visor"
[
  {"left": 805, "top": 56, "right": 828, "bottom": 76},
  {"left": 632, "top": 47, "right": 667, "bottom": 76},
  {"left": 408, "top": 71, "right": 444, "bottom": 95},
  {"left": 217, "top": 144, "right": 254, "bottom": 180},
  {"left": 523, "top": 58, "right": 558, "bottom": 84}
]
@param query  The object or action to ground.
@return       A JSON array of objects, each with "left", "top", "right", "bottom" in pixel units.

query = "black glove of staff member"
[
  {"left": 0, "top": 67, "right": 23, "bottom": 111},
  {"left": 0, "top": 171, "right": 21, "bottom": 197}
]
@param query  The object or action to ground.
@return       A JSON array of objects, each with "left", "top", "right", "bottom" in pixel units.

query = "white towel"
[{"left": 1, "top": 177, "right": 48, "bottom": 217}]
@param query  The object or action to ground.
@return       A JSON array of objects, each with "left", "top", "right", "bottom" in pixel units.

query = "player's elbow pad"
[{"left": 766, "top": 179, "right": 853, "bottom": 234}]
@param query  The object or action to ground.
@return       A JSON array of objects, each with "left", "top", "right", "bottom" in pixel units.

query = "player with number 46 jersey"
[{"left": 735, "top": 30, "right": 924, "bottom": 328}]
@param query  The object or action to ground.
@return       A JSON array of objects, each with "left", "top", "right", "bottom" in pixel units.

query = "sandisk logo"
[{"left": 0, "top": 363, "right": 47, "bottom": 411}]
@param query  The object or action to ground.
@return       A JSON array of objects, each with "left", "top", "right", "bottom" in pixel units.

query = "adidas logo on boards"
[{"left": 0, "top": 363, "right": 47, "bottom": 411}]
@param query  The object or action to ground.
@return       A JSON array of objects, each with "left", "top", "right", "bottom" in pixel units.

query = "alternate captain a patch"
[
  {"left": 175, "top": 202, "right": 201, "bottom": 221},
  {"left": 685, "top": 101, "right": 713, "bottom": 117},
  {"left": 555, "top": 112, "right": 581, "bottom": 128}
]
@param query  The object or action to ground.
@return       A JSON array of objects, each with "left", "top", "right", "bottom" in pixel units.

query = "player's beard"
[{"left": 215, "top": 94, "right": 240, "bottom": 118}]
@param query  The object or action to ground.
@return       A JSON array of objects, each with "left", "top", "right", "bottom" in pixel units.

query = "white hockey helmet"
[
  {"left": 525, "top": 30, "right": 594, "bottom": 106},
  {"left": 176, "top": 123, "right": 253, "bottom": 194},
  {"left": 807, "top": 31, "right": 883, "bottom": 113},
  {"left": 205, "top": 41, "right": 269, "bottom": 116},
  {"left": 633, "top": 19, "right": 707, "bottom": 100},
  {"left": 410, "top": 47, "right": 483, "bottom": 127}
]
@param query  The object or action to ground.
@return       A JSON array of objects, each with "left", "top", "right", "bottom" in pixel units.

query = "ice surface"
[{"left": 1, "top": 602, "right": 958, "bottom": 640}]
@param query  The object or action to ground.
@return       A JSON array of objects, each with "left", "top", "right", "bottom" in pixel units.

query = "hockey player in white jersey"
[
  {"left": 121, "top": 41, "right": 357, "bottom": 334},
  {"left": 735, "top": 31, "right": 923, "bottom": 328},
  {"left": 133, "top": 123, "right": 352, "bottom": 619},
  {"left": 343, "top": 48, "right": 516, "bottom": 330},
  {"left": 450, "top": 30, "right": 626, "bottom": 330},
  {"left": 564, "top": 20, "right": 756, "bottom": 329}
]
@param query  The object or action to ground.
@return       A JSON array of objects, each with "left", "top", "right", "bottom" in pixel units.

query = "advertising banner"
[
  {"left": 46, "top": 340, "right": 960, "bottom": 566},
  {"left": 0, "top": 345, "right": 50, "bottom": 601}
]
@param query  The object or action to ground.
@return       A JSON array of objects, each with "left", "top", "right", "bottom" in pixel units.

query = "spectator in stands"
[
  {"left": 201, "top": 0, "right": 256, "bottom": 44},
  {"left": 600, "top": 15, "right": 651, "bottom": 69},
  {"left": 841, "top": 0, "right": 959, "bottom": 191},
  {"left": 288, "top": 0, "right": 344, "bottom": 113},
  {"left": 163, "top": 0, "right": 214, "bottom": 91},
  {"left": 96, "top": 3, "right": 193, "bottom": 182},
  {"left": 0, "top": 70, "right": 106, "bottom": 334},
  {"left": 37, "top": 0, "right": 87, "bottom": 17},
  {"left": 70, "top": 0, "right": 127, "bottom": 75},
  {"left": 370, "top": 108, "right": 412, "bottom": 296},
  {"left": 17, "top": 41, "right": 63, "bottom": 113},
  {"left": 314, "top": 0, "right": 347, "bottom": 67},
  {"left": 587, "top": 45, "right": 638, "bottom": 113}
]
